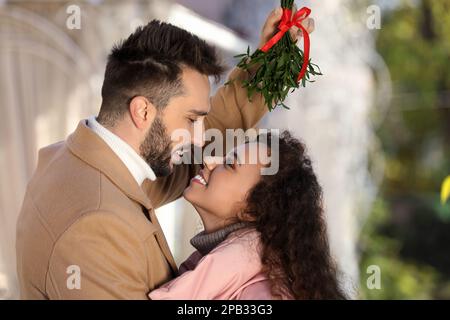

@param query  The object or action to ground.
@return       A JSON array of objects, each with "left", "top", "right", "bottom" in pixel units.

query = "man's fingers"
[
  {"left": 290, "top": 18, "right": 315, "bottom": 42},
  {"left": 302, "top": 18, "right": 315, "bottom": 34},
  {"left": 291, "top": 3, "right": 298, "bottom": 19},
  {"left": 289, "top": 26, "right": 299, "bottom": 42},
  {"left": 295, "top": 18, "right": 315, "bottom": 39},
  {"left": 261, "top": 6, "right": 314, "bottom": 46},
  {"left": 260, "top": 7, "right": 283, "bottom": 45},
  {"left": 266, "top": 7, "right": 283, "bottom": 27}
]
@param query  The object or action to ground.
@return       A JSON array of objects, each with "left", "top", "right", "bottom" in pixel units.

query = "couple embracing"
[{"left": 16, "top": 8, "right": 346, "bottom": 300}]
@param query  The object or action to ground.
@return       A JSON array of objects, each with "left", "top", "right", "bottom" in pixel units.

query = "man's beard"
[{"left": 140, "top": 115, "right": 173, "bottom": 177}]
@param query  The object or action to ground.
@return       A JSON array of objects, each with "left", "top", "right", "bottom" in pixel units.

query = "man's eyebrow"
[{"left": 188, "top": 109, "right": 209, "bottom": 116}]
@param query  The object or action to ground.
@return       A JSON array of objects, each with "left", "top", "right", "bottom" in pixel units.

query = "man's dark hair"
[{"left": 97, "top": 19, "right": 226, "bottom": 127}]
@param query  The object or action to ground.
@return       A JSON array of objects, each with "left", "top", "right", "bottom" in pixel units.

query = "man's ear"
[{"left": 129, "top": 96, "right": 157, "bottom": 130}]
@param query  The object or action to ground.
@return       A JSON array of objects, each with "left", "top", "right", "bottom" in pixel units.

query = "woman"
[{"left": 150, "top": 131, "right": 346, "bottom": 300}]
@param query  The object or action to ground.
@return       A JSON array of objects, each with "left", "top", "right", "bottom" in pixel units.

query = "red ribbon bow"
[{"left": 260, "top": 7, "right": 312, "bottom": 83}]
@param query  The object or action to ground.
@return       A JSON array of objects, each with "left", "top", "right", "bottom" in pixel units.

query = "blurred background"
[{"left": 0, "top": 0, "right": 448, "bottom": 299}]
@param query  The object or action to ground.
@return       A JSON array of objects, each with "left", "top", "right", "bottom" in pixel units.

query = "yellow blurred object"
[{"left": 442, "top": 176, "right": 450, "bottom": 205}]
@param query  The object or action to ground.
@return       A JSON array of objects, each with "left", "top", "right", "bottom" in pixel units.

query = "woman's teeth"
[{"left": 193, "top": 174, "right": 207, "bottom": 186}]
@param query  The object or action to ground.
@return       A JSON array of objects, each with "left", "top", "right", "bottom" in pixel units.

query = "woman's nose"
[{"left": 203, "top": 156, "right": 223, "bottom": 172}]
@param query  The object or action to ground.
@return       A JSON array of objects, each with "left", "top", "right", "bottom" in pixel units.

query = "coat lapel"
[{"left": 66, "top": 119, "right": 177, "bottom": 274}]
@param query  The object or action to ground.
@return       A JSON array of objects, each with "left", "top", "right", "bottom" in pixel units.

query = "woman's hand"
[{"left": 258, "top": 5, "right": 315, "bottom": 50}]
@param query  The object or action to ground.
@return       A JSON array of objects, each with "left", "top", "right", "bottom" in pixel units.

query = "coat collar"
[
  {"left": 66, "top": 119, "right": 178, "bottom": 273},
  {"left": 66, "top": 119, "right": 153, "bottom": 210},
  {"left": 86, "top": 116, "right": 156, "bottom": 185}
]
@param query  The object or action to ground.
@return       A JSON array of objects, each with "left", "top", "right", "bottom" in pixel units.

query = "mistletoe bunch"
[{"left": 227, "top": 0, "right": 322, "bottom": 111}]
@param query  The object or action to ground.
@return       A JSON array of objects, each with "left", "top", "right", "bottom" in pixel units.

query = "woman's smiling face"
[{"left": 183, "top": 142, "right": 268, "bottom": 225}]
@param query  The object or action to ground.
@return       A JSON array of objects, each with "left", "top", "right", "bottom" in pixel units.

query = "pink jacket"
[{"left": 149, "top": 229, "right": 274, "bottom": 300}]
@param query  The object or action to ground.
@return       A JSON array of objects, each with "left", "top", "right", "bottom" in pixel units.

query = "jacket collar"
[
  {"left": 66, "top": 119, "right": 178, "bottom": 274},
  {"left": 86, "top": 116, "right": 156, "bottom": 185},
  {"left": 66, "top": 119, "right": 153, "bottom": 210}
]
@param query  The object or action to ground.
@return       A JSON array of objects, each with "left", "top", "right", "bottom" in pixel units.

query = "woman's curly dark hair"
[{"left": 243, "top": 131, "right": 346, "bottom": 299}]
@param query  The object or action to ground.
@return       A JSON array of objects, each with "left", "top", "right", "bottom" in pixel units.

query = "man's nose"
[
  {"left": 203, "top": 156, "right": 223, "bottom": 172},
  {"left": 192, "top": 120, "right": 205, "bottom": 148}
]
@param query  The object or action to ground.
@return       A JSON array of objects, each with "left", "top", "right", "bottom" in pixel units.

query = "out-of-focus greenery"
[{"left": 359, "top": 0, "right": 450, "bottom": 299}]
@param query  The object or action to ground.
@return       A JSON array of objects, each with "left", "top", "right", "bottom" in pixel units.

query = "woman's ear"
[{"left": 129, "top": 96, "right": 157, "bottom": 130}]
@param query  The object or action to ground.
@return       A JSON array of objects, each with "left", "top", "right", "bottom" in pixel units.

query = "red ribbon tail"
[{"left": 297, "top": 24, "right": 310, "bottom": 83}]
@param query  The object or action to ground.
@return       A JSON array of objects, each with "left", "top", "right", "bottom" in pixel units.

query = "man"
[{"left": 16, "top": 9, "right": 314, "bottom": 299}]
